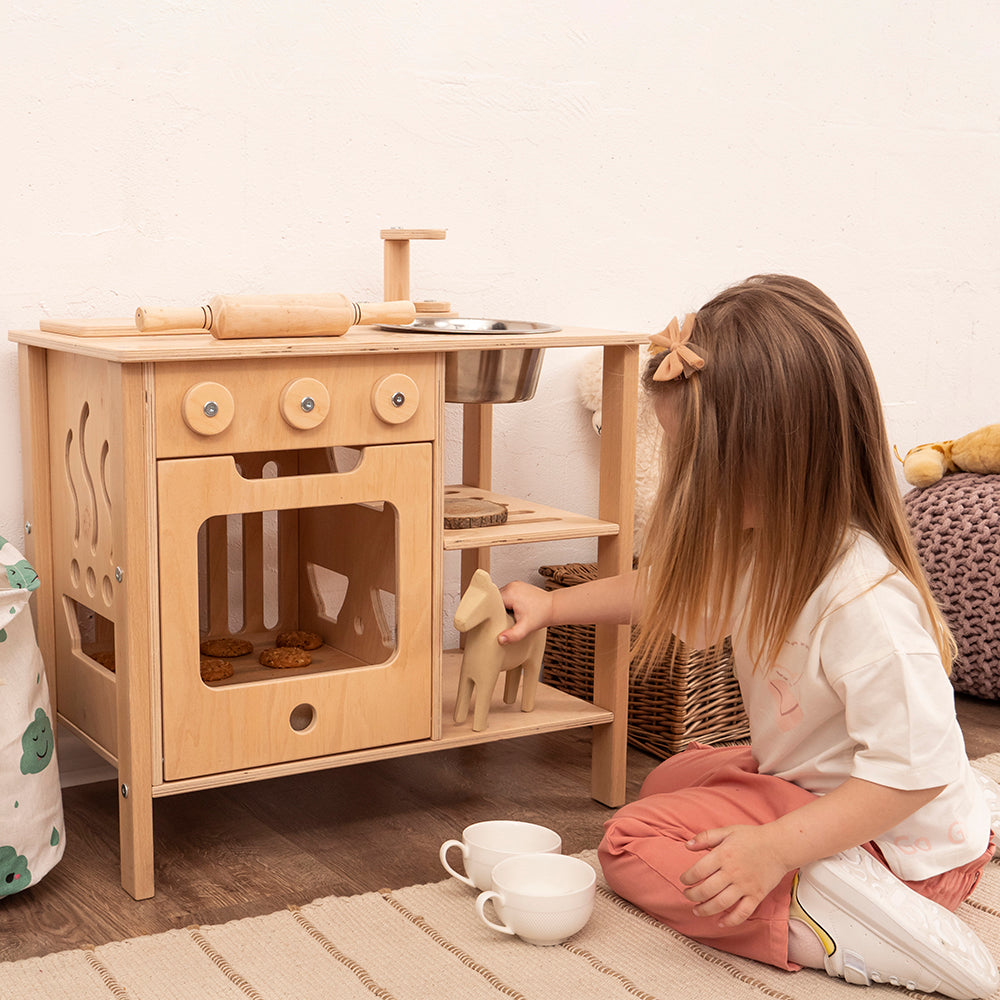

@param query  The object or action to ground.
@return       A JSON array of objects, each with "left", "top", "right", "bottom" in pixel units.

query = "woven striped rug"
[{"left": 6, "top": 754, "right": 1000, "bottom": 1000}]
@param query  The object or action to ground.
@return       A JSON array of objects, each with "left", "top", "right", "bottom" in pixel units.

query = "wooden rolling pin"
[{"left": 135, "top": 293, "right": 415, "bottom": 339}]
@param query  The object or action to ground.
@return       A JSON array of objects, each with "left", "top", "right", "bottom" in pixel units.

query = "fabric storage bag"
[{"left": 0, "top": 536, "right": 64, "bottom": 897}]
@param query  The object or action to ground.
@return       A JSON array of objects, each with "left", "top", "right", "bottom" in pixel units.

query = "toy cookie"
[
  {"left": 200, "top": 637, "right": 254, "bottom": 658},
  {"left": 276, "top": 629, "right": 323, "bottom": 651},
  {"left": 199, "top": 657, "right": 234, "bottom": 682},
  {"left": 260, "top": 647, "right": 312, "bottom": 669}
]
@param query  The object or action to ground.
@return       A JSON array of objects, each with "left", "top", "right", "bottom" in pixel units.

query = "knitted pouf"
[{"left": 904, "top": 473, "right": 1000, "bottom": 698}]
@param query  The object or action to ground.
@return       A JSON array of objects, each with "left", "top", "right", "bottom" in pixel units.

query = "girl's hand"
[
  {"left": 497, "top": 581, "right": 554, "bottom": 645},
  {"left": 679, "top": 778, "right": 949, "bottom": 927},
  {"left": 680, "top": 824, "right": 792, "bottom": 926}
]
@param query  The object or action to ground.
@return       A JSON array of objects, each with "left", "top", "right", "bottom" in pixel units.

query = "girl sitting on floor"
[{"left": 499, "top": 274, "right": 999, "bottom": 999}]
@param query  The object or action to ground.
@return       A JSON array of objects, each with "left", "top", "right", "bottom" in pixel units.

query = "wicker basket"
[{"left": 539, "top": 562, "right": 750, "bottom": 757}]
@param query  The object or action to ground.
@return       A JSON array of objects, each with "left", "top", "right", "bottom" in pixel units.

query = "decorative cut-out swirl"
[
  {"left": 78, "top": 403, "right": 99, "bottom": 555},
  {"left": 64, "top": 429, "right": 80, "bottom": 545},
  {"left": 99, "top": 440, "right": 114, "bottom": 564}
]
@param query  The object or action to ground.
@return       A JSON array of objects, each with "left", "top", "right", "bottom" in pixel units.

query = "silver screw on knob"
[
  {"left": 203, "top": 400, "right": 219, "bottom": 418},
  {"left": 391, "top": 391, "right": 406, "bottom": 408},
  {"left": 300, "top": 396, "right": 316, "bottom": 413}
]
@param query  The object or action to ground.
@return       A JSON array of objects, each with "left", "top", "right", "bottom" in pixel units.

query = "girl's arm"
[
  {"left": 497, "top": 569, "right": 641, "bottom": 645},
  {"left": 680, "top": 776, "right": 945, "bottom": 926}
]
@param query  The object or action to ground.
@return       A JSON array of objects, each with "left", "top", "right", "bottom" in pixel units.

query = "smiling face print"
[{"left": 19, "top": 708, "right": 54, "bottom": 775}]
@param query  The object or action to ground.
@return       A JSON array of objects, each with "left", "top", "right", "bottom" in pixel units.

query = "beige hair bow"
[{"left": 648, "top": 314, "right": 706, "bottom": 381}]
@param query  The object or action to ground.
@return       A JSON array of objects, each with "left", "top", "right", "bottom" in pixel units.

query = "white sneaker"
[{"left": 790, "top": 846, "right": 999, "bottom": 999}]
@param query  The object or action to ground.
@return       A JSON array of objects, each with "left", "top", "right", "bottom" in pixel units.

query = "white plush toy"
[{"left": 577, "top": 349, "right": 661, "bottom": 555}]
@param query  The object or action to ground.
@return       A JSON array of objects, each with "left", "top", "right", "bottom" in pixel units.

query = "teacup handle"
[
  {"left": 476, "top": 890, "right": 515, "bottom": 936},
  {"left": 439, "top": 840, "right": 476, "bottom": 888}
]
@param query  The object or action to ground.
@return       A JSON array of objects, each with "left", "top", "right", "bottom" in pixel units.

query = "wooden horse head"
[{"left": 453, "top": 568, "right": 507, "bottom": 635}]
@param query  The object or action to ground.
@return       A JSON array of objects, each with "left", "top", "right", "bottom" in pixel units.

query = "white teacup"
[
  {"left": 475, "top": 853, "right": 596, "bottom": 946},
  {"left": 439, "top": 820, "right": 562, "bottom": 891}
]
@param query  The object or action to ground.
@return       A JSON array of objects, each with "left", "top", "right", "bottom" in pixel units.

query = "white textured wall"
[{"left": 4, "top": 0, "right": 999, "bottom": 628}]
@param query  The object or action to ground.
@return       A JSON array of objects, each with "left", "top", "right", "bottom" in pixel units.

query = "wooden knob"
[
  {"left": 279, "top": 377, "right": 330, "bottom": 430},
  {"left": 371, "top": 374, "right": 419, "bottom": 424},
  {"left": 181, "top": 382, "right": 234, "bottom": 435}
]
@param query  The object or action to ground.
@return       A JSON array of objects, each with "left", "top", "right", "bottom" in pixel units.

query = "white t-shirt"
[{"left": 730, "top": 531, "right": 991, "bottom": 881}]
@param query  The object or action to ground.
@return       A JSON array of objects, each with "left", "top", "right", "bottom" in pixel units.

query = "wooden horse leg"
[
  {"left": 472, "top": 671, "right": 497, "bottom": 732},
  {"left": 502, "top": 666, "right": 522, "bottom": 705},
  {"left": 453, "top": 673, "right": 476, "bottom": 724},
  {"left": 519, "top": 630, "right": 548, "bottom": 712}
]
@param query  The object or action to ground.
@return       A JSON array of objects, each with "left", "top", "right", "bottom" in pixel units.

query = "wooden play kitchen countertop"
[
  {"left": 12, "top": 321, "right": 643, "bottom": 358},
  {"left": 11, "top": 320, "right": 644, "bottom": 899}
]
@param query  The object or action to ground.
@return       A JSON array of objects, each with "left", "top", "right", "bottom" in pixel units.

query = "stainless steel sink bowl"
[
  {"left": 377, "top": 317, "right": 558, "bottom": 403},
  {"left": 445, "top": 344, "right": 546, "bottom": 403}
]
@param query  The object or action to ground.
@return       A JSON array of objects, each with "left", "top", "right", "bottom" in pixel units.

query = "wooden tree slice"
[{"left": 443, "top": 497, "right": 509, "bottom": 529}]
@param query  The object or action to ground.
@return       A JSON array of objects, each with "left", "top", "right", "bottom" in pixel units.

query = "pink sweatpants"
[{"left": 598, "top": 743, "right": 994, "bottom": 970}]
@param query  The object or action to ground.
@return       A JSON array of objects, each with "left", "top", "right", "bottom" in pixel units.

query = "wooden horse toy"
[{"left": 453, "top": 569, "right": 547, "bottom": 732}]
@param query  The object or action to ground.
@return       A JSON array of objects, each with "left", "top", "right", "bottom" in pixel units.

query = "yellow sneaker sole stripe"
[{"left": 789, "top": 870, "right": 837, "bottom": 957}]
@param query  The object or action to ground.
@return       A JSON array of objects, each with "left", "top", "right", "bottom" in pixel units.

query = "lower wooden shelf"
[
  {"left": 151, "top": 650, "right": 612, "bottom": 795},
  {"left": 437, "top": 649, "right": 612, "bottom": 741}
]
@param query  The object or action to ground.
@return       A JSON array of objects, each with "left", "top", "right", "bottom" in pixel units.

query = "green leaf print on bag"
[
  {"left": 20, "top": 708, "right": 54, "bottom": 774},
  {"left": 0, "top": 535, "right": 40, "bottom": 592},
  {"left": 3, "top": 558, "right": 39, "bottom": 592},
  {"left": 0, "top": 845, "right": 31, "bottom": 895}
]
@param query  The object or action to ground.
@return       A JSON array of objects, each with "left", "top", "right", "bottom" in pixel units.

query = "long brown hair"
[{"left": 633, "top": 274, "right": 955, "bottom": 676}]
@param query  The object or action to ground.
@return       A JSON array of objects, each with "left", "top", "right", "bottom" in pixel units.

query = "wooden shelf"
[
  {"left": 438, "top": 650, "right": 611, "bottom": 739},
  {"left": 152, "top": 651, "right": 612, "bottom": 795},
  {"left": 443, "top": 485, "right": 619, "bottom": 550}
]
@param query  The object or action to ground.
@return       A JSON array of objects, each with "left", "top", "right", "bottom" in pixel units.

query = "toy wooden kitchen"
[{"left": 10, "top": 238, "right": 643, "bottom": 899}]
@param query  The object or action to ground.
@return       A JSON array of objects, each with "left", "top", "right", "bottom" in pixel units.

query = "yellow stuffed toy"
[{"left": 899, "top": 423, "right": 1000, "bottom": 488}]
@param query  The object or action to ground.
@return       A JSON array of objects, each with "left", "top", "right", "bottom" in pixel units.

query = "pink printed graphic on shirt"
[
  {"left": 768, "top": 666, "right": 803, "bottom": 731},
  {"left": 893, "top": 836, "right": 932, "bottom": 855}
]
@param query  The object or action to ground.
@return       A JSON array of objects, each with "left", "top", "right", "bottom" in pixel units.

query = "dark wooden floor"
[{"left": 4, "top": 694, "right": 1000, "bottom": 964}]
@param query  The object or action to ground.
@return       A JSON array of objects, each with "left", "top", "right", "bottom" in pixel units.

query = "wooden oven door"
[{"left": 156, "top": 443, "right": 433, "bottom": 780}]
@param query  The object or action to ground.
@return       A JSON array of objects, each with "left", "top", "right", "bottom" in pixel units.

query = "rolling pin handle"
[{"left": 135, "top": 304, "right": 213, "bottom": 332}]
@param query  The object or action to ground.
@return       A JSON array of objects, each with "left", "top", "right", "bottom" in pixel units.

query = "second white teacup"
[
  {"left": 476, "top": 853, "right": 597, "bottom": 946},
  {"left": 439, "top": 820, "right": 562, "bottom": 890}
]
